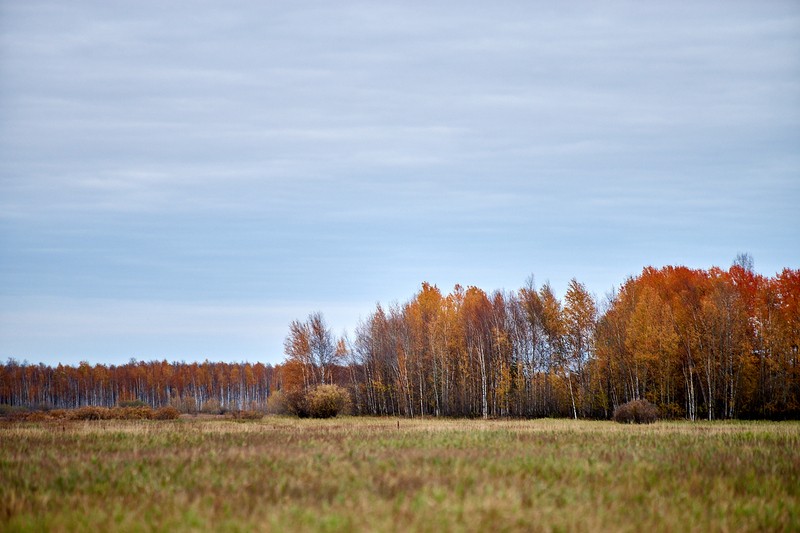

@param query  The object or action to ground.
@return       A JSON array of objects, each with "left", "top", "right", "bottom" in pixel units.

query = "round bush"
[
  {"left": 306, "top": 384, "right": 351, "bottom": 418},
  {"left": 613, "top": 399, "right": 659, "bottom": 424},
  {"left": 284, "top": 389, "right": 310, "bottom": 418},
  {"left": 266, "top": 390, "right": 290, "bottom": 416},
  {"left": 154, "top": 406, "right": 181, "bottom": 420}
]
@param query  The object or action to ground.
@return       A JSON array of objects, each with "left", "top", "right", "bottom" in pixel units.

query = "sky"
[{"left": 1, "top": 1, "right": 798, "bottom": 367}]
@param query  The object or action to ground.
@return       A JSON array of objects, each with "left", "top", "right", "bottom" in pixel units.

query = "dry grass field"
[{"left": 1, "top": 417, "right": 798, "bottom": 532}]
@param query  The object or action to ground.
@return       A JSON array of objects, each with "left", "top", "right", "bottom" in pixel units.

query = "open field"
[{"left": 1, "top": 418, "right": 798, "bottom": 532}]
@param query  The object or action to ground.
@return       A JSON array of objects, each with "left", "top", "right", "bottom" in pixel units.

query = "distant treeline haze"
[{"left": 2, "top": 264, "right": 798, "bottom": 420}]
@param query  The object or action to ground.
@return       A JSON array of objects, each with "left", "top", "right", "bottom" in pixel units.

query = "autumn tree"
[
  {"left": 283, "top": 312, "right": 341, "bottom": 388},
  {"left": 562, "top": 279, "right": 597, "bottom": 418}
]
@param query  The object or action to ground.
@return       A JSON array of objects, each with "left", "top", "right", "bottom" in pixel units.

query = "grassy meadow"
[{"left": 1, "top": 417, "right": 798, "bottom": 532}]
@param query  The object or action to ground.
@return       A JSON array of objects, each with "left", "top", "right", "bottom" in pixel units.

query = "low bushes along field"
[
  {"left": 1, "top": 405, "right": 268, "bottom": 421},
  {"left": 3, "top": 405, "right": 180, "bottom": 421}
]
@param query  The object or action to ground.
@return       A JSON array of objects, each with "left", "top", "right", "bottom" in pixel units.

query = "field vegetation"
[{"left": 1, "top": 417, "right": 798, "bottom": 532}]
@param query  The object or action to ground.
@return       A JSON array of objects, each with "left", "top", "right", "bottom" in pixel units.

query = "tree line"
[
  {"left": 2, "top": 262, "right": 798, "bottom": 420},
  {"left": 283, "top": 263, "right": 799, "bottom": 420},
  {"left": 0, "top": 360, "right": 277, "bottom": 413}
]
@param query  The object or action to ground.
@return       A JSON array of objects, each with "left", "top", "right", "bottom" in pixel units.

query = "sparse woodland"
[{"left": 2, "top": 264, "right": 798, "bottom": 420}]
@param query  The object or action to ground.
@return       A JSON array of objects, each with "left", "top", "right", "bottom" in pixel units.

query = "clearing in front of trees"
[{"left": 1, "top": 417, "right": 798, "bottom": 532}]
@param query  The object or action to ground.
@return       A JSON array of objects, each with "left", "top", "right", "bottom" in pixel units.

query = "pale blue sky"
[{"left": 1, "top": 1, "right": 798, "bottom": 366}]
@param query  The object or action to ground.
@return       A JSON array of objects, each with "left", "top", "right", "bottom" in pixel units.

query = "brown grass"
[{"left": 0, "top": 418, "right": 797, "bottom": 532}]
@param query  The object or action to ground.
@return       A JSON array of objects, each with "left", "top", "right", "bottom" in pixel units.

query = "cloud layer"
[{"left": 1, "top": 1, "right": 798, "bottom": 364}]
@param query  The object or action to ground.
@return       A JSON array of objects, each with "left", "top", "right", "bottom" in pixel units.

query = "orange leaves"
[
  {"left": 597, "top": 264, "right": 800, "bottom": 419},
  {"left": 282, "top": 312, "right": 342, "bottom": 389}
]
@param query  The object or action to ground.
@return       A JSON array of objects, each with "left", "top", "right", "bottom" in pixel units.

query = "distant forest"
[{"left": 2, "top": 263, "right": 799, "bottom": 420}]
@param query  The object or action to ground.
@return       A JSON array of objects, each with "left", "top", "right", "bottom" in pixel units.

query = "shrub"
[
  {"left": 284, "top": 389, "right": 310, "bottom": 418},
  {"left": 200, "top": 398, "right": 223, "bottom": 415},
  {"left": 306, "top": 384, "right": 351, "bottom": 418},
  {"left": 154, "top": 406, "right": 181, "bottom": 420},
  {"left": 613, "top": 399, "right": 659, "bottom": 424},
  {"left": 68, "top": 406, "right": 109, "bottom": 420},
  {"left": 0, "top": 404, "right": 29, "bottom": 420},
  {"left": 66, "top": 406, "right": 157, "bottom": 420},
  {"left": 266, "top": 391, "right": 290, "bottom": 416},
  {"left": 227, "top": 410, "right": 264, "bottom": 420},
  {"left": 24, "top": 411, "right": 53, "bottom": 422},
  {"left": 169, "top": 395, "right": 198, "bottom": 414},
  {"left": 4, "top": 405, "right": 180, "bottom": 421}
]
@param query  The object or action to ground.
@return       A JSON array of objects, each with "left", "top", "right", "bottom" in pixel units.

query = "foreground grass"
[{"left": 1, "top": 418, "right": 798, "bottom": 532}]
